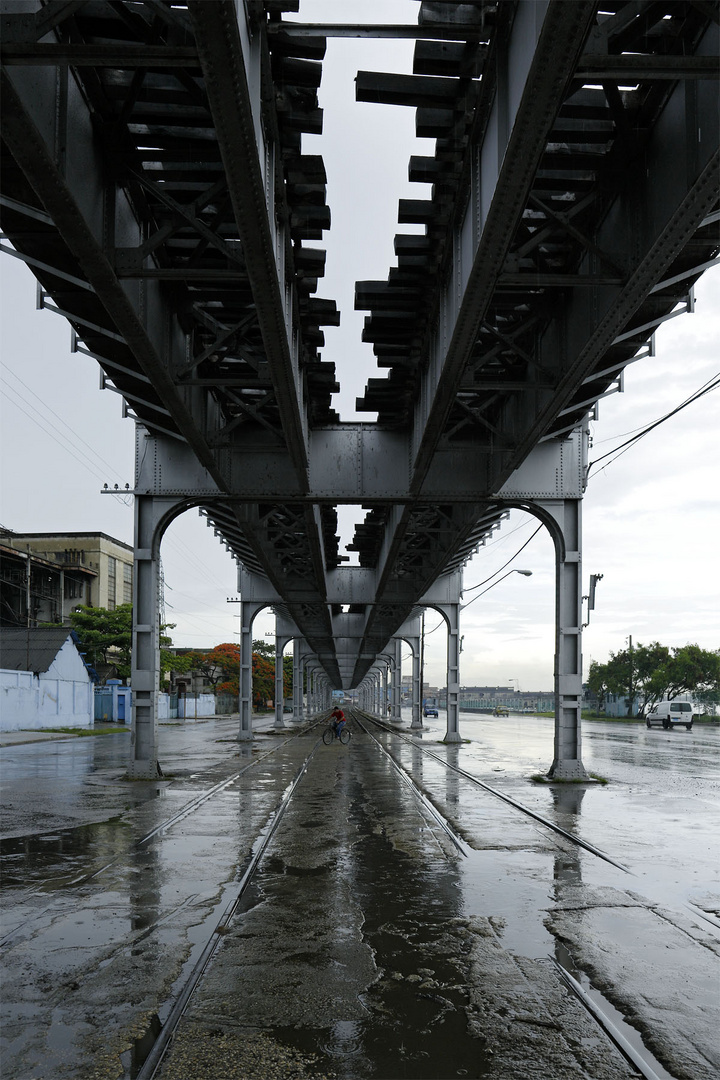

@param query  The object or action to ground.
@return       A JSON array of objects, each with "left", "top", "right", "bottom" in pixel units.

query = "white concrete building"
[{"left": 0, "top": 627, "right": 94, "bottom": 731}]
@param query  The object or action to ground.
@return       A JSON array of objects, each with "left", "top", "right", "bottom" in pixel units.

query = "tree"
[
  {"left": 68, "top": 604, "right": 133, "bottom": 680},
  {"left": 587, "top": 659, "right": 611, "bottom": 711},
  {"left": 252, "top": 650, "right": 274, "bottom": 707},
  {"left": 662, "top": 645, "right": 720, "bottom": 704},
  {"left": 252, "top": 638, "right": 274, "bottom": 661},
  {"left": 589, "top": 641, "right": 720, "bottom": 716},
  {"left": 200, "top": 643, "right": 241, "bottom": 696},
  {"left": 163, "top": 650, "right": 196, "bottom": 680},
  {"left": 68, "top": 605, "right": 181, "bottom": 683}
]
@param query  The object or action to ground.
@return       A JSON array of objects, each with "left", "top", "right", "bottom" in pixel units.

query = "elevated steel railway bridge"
[{"left": 1, "top": 0, "right": 718, "bottom": 778}]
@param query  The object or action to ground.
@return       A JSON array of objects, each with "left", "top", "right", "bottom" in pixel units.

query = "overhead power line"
[
  {"left": 0, "top": 360, "right": 127, "bottom": 483},
  {"left": 588, "top": 372, "right": 720, "bottom": 477}
]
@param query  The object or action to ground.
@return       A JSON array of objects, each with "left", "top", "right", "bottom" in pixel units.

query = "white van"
[{"left": 645, "top": 701, "right": 694, "bottom": 730}]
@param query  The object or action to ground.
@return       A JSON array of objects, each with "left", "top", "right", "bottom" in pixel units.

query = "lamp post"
[
  {"left": 458, "top": 570, "right": 532, "bottom": 709},
  {"left": 460, "top": 568, "right": 532, "bottom": 610}
]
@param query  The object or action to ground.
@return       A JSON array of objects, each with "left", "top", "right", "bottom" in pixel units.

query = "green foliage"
[
  {"left": 587, "top": 659, "right": 611, "bottom": 709},
  {"left": 590, "top": 641, "right": 720, "bottom": 715},
  {"left": 252, "top": 638, "right": 275, "bottom": 660},
  {"left": 68, "top": 604, "right": 133, "bottom": 679},
  {"left": 162, "top": 651, "right": 196, "bottom": 677},
  {"left": 252, "top": 650, "right": 274, "bottom": 706},
  {"left": 663, "top": 644, "right": 720, "bottom": 704}
]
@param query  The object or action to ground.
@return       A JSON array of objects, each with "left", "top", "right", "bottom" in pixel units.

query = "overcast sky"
[{"left": 1, "top": 0, "right": 718, "bottom": 691}]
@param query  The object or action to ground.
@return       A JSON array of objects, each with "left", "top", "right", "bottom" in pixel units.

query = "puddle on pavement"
[
  {"left": 0, "top": 818, "right": 133, "bottom": 887},
  {"left": 264, "top": 773, "right": 492, "bottom": 1078},
  {"left": 459, "top": 848, "right": 556, "bottom": 958},
  {"left": 120, "top": 1012, "right": 162, "bottom": 1079}
]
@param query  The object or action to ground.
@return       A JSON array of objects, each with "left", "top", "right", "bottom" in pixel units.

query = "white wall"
[
  {"left": 0, "top": 636, "right": 93, "bottom": 731},
  {"left": 178, "top": 694, "right": 216, "bottom": 719}
]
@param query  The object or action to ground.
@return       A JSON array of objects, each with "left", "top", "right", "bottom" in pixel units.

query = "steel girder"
[
  {"left": 350, "top": 0, "right": 719, "bottom": 671},
  {"left": 0, "top": 0, "right": 338, "bottom": 663},
  {"left": 2, "top": 1, "right": 718, "bottom": 691}
]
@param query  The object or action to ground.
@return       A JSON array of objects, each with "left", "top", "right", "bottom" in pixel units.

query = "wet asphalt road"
[{"left": 0, "top": 712, "right": 718, "bottom": 1080}]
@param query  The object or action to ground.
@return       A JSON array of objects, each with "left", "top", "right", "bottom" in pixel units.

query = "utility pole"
[
  {"left": 627, "top": 635, "right": 634, "bottom": 717},
  {"left": 420, "top": 610, "right": 425, "bottom": 711}
]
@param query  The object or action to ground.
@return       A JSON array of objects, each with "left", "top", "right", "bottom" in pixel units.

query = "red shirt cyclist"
[{"left": 330, "top": 706, "right": 346, "bottom": 737}]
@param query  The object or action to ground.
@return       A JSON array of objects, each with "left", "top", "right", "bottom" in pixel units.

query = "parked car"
[
  {"left": 493, "top": 706, "right": 510, "bottom": 717},
  {"left": 423, "top": 706, "right": 438, "bottom": 718},
  {"left": 645, "top": 701, "right": 693, "bottom": 730}
]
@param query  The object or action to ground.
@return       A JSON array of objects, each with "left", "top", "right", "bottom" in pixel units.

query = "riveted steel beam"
[
  {"left": 0, "top": 63, "right": 226, "bottom": 481},
  {"left": 409, "top": 1, "right": 598, "bottom": 491},
  {"left": 187, "top": 0, "right": 310, "bottom": 485}
]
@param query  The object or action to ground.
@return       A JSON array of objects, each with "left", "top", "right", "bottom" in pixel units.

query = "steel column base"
[
  {"left": 127, "top": 759, "right": 162, "bottom": 780},
  {"left": 237, "top": 729, "right": 253, "bottom": 742},
  {"left": 443, "top": 731, "right": 462, "bottom": 744},
  {"left": 546, "top": 758, "right": 590, "bottom": 781}
]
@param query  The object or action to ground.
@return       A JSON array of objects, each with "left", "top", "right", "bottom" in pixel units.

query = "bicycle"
[{"left": 322, "top": 722, "right": 351, "bottom": 745}]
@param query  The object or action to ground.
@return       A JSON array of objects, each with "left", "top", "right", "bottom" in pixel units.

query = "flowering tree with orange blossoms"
[{"left": 198, "top": 642, "right": 240, "bottom": 696}]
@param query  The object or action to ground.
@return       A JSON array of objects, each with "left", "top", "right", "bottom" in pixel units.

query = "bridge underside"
[{"left": 1, "top": 1, "right": 717, "bottom": 775}]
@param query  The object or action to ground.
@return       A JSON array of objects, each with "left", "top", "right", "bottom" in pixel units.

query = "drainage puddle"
[{"left": 262, "top": 775, "right": 493, "bottom": 1078}]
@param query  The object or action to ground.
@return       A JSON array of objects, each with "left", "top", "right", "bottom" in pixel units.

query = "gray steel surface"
[{"left": 1, "top": 1, "right": 718, "bottom": 685}]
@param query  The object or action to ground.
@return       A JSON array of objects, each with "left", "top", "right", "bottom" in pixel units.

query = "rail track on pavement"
[
  {"left": 358, "top": 711, "right": 631, "bottom": 872},
  {"left": 0, "top": 711, "right": 687, "bottom": 1080},
  {"left": 354, "top": 710, "right": 691, "bottom": 1080}
]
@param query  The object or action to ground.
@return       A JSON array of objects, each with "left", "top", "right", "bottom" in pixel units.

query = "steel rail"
[
  {"left": 353, "top": 712, "right": 470, "bottom": 859},
  {"left": 0, "top": 719, "right": 323, "bottom": 939},
  {"left": 135, "top": 736, "right": 322, "bottom": 1080},
  {"left": 550, "top": 959, "right": 668, "bottom": 1080},
  {"left": 362, "top": 713, "right": 631, "bottom": 874}
]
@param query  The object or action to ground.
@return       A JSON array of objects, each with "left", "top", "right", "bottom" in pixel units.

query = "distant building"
[
  {"left": 0, "top": 626, "right": 94, "bottom": 730},
  {"left": 163, "top": 646, "right": 219, "bottom": 696},
  {"left": 459, "top": 685, "right": 513, "bottom": 702},
  {"left": 0, "top": 529, "right": 132, "bottom": 624}
]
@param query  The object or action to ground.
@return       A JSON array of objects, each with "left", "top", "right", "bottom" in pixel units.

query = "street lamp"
[{"left": 460, "top": 568, "right": 533, "bottom": 610}]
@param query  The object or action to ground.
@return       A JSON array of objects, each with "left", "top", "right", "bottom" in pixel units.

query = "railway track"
[
  {"left": 359, "top": 711, "right": 631, "bottom": 873},
  {"left": 131, "top": 712, "right": 476, "bottom": 1080},
  {"left": 0, "top": 719, "right": 325, "bottom": 945},
  {"left": 128, "top": 711, "right": 470, "bottom": 1078},
  {"left": 1, "top": 711, "right": 698, "bottom": 1080},
  {"left": 135, "top": 734, "right": 323, "bottom": 1079},
  {"left": 355, "top": 710, "right": 686, "bottom": 1080}
]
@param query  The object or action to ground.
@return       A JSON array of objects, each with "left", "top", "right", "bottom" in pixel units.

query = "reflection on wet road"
[{"left": 1, "top": 713, "right": 718, "bottom": 1080}]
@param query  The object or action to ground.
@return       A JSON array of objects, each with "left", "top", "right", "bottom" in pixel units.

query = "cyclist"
[{"left": 329, "top": 705, "right": 346, "bottom": 739}]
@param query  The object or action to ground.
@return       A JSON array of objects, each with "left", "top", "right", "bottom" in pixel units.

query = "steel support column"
[
  {"left": 293, "top": 640, "right": 304, "bottom": 722},
  {"left": 239, "top": 600, "right": 265, "bottom": 740},
  {"left": 430, "top": 591, "right": 462, "bottom": 743},
  {"left": 129, "top": 492, "right": 187, "bottom": 779},
  {"left": 381, "top": 657, "right": 390, "bottom": 718},
  {"left": 274, "top": 622, "right": 286, "bottom": 729},
  {"left": 534, "top": 499, "right": 589, "bottom": 780},
  {"left": 411, "top": 639, "right": 422, "bottom": 730},
  {"left": 391, "top": 637, "right": 403, "bottom": 724}
]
